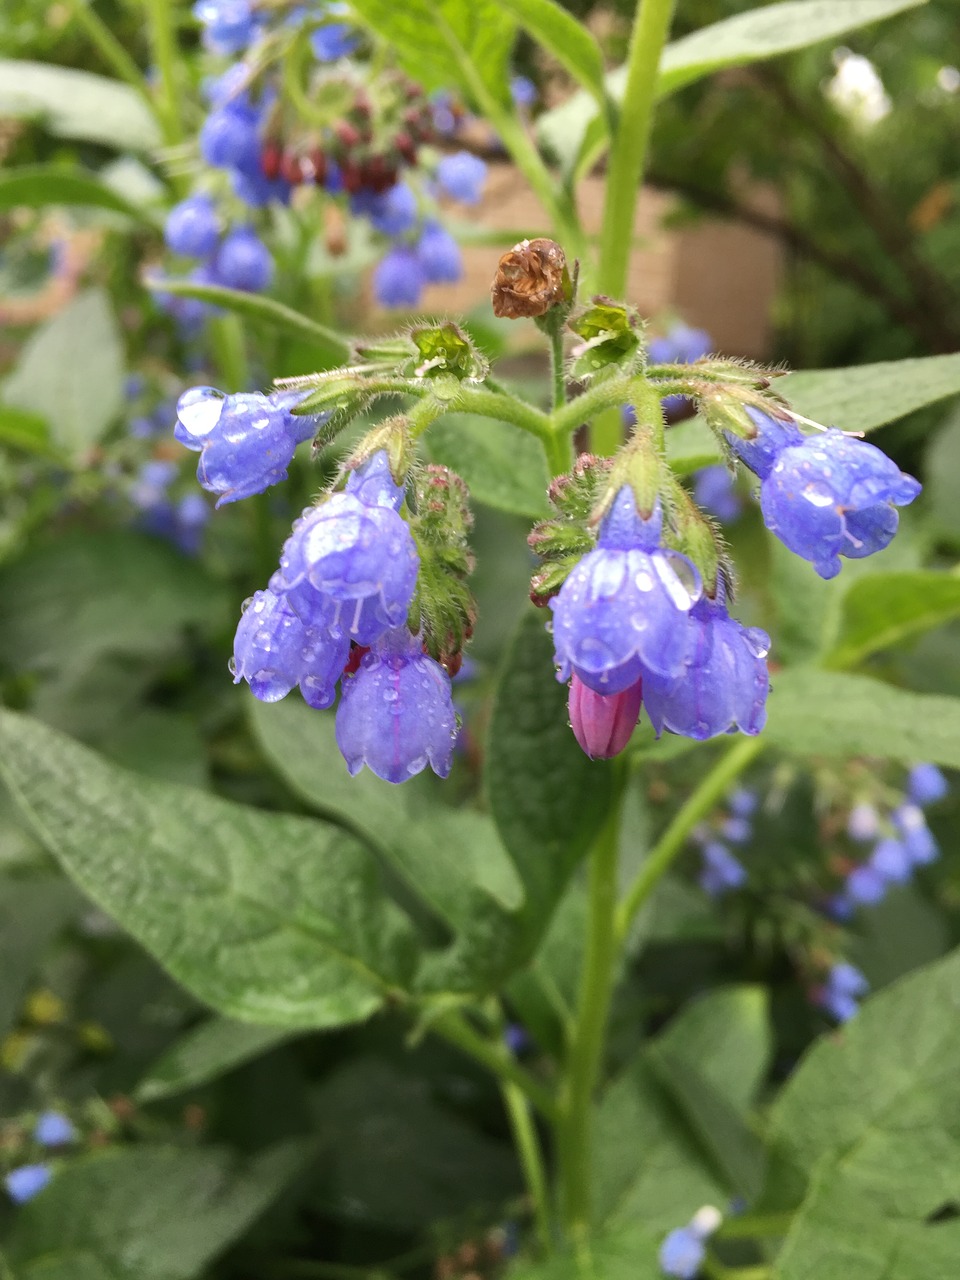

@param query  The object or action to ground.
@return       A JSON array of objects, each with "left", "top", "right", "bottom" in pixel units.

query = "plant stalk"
[
  {"left": 501, "top": 1081, "right": 554, "bottom": 1256},
  {"left": 143, "top": 0, "right": 185, "bottom": 148},
  {"left": 432, "top": 1011, "right": 560, "bottom": 1124},
  {"left": 67, "top": 0, "right": 149, "bottom": 97},
  {"left": 596, "top": 0, "right": 677, "bottom": 298}
]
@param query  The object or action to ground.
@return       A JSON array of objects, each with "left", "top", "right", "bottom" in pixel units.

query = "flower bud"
[{"left": 568, "top": 673, "right": 643, "bottom": 759}]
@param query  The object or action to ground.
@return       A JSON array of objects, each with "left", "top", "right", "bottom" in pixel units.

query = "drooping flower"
[
  {"left": 659, "top": 1226, "right": 705, "bottom": 1280},
  {"left": 568, "top": 672, "right": 643, "bottom": 759},
  {"left": 366, "top": 182, "right": 418, "bottom": 236},
  {"left": 892, "top": 802, "right": 939, "bottom": 866},
  {"left": 5, "top": 1165, "right": 51, "bottom": 1204},
  {"left": 193, "top": 0, "right": 260, "bottom": 52},
  {"left": 907, "top": 762, "right": 948, "bottom": 807},
  {"left": 232, "top": 587, "right": 350, "bottom": 708},
  {"left": 642, "top": 593, "right": 769, "bottom": 741},
  {"left": 213, "top": 225, "right": 274, "bottom": 292},
  {"left": 165, "top": 193, "right": 220, "bottom": 258},
  {"left": 416, "top": 222, "right": 462, "bottom": 284},
  {"left": 335, "top": 626, "right": 457, "bottom": 783},
  {"left": 551, "top": 488, "right": 702, "bottom": 694},
  {"left": 278, "top": 452, "right": 419, "bottom": 644},
  {"left": 817, "top": 961, "right": 869, "bottom": 1023},
  {"left": 373, "top": 246, "right": 426, "bottom": 308},
  {"left": 693, "top": 464, "right": 742, "bottom": 524},
  {"left": 845, "top": 861, "right": 887, "bottom": 906},
  {"left": 868, "top": 835, "right": 912, "bottom": 884},
  {"left": 435, "top": 151, "right": 487, "bottom": 204},
  {"left": 729, "top": 410, "right": 920, "bottom": 579},
  {"left": 34, "top": 1111, "right": 76, "bottom": 1147},
  {"left": 699, "top": 840, "right": 747, "bottom": 896}
]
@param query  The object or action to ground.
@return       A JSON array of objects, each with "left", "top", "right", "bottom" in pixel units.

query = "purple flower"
[
  {"left": 232, "top": 587, "right": 350, "bottom": 708},
  {"left": 693, "top": 465, "right": 742, "bottom": 524},
  {"left": 728, "top": 787, "right": 758, "bottom": 818},
  {"left": 416, "top": 222, "right": 462, "bottom": 283},
  {"left": 642, "top": 594, "right": 769, "bottom": 741},
  {"left": 213, "top": 226, "right": 273, "bottom": 292},
  {"left": 34, "top": 1111, "right": 75, "bottom": 1146},
  {"left": 503, "top": 1023, "right": 530, "bottom": 1054},
  {"left": 5, "top": 1165, "right": 51, "bottom": 1204},
  {"left": 510, "top": 75, "right": 537, "bottom": 107},
  {"left": 193, "top": 0, "right": 259, "bottom": 52},
  {"left": 551, "top": 489, "right": 702, "bottom": 695},
  {"left": 435, "top": 152, "right": 487, "bottom": 204},
  {"left": 568, "top": 672, "right": 643, "bottom": 759},
  {"left": 336, "top": 627, "right": 457, "bottom": 783},
  {"left": 845, "top": 861, "right": 887, "bottom": 906},
  {"left": 373, "top": 247, "right": 426, "bottom": 308},
  {"left": 278, "top": 453, "right": 418, "bottom": 644},
  {"left": 907, "top": 763, "right": 948, "bottom": 807},
  {"left": 648, "top": 324, "right": 712, "bottom": 366},
  {"left": 868, "top": 836, "right": 912, "bottom": 884},
  {"left": 818, "top": 961, "right": 869, "bottom": 1023},
  {"left": 720, "top": 816, "right": 752, "bottom": 843},
  {"left": 729, "top": 411, "right": 921, "bottom": 579},
  {"left": 367, "top": 182, "right": 418, "bottom": 236},
  {"left": 659, "top": 1226, "right": 705, "bottom": 1279},
  {"left": 892, "top": 803, "right": 939, "bottom": 866},
  {"left": 310, "top": 19, "right": 358, "bottom": 61},
  {"left": 199, "top": 103, "right": 261, "bottom": 172},
  {"left": 174, "top": 493, "right": 210, "bottom": 556},
  {"left": 165, "top": 194, "right": 220, "bottom": 258},
  {"left": 699, "top": 840, "right": 746, "bottom": 896}
]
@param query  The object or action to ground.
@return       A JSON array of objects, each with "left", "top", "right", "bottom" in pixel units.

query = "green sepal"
[
  {"left": 526, "top": 454, "right": 613, "bottom": 603},
  {"left": 352, "top": 333, "right": 418, "bottom": 371},
  {"left": 568, "top": 296, "right": 642, "bottom": 381},
  {"left": 402, "top": 322, "right": 490, "bottom": 383},
  {"left": 407, "top": 465, "right": 477, "bottom": 670},
  {"left": 344, "top": 415, "right": 414, "bottom": 486},
  {"left": 664, "top": 478, "right": 725, "bottom": 598}
]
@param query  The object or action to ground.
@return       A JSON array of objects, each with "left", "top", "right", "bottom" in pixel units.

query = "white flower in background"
[{"left": 825, "top": 47, "right": 892, "bottom": 128}]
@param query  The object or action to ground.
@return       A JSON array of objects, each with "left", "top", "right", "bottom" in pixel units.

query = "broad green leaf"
[
  {"left": 0, "top": 165, "right": 152, "bottom": 221},
  {"left": 926, "top": 404, "right": 960, "bottom": 541},
  {"left": 310, "top": 1057, "right": 520, "bottom": 1231},
  {"left": 98, "top": 709, "right": 210, "bottom": 789},
  {"left": 824, "top": 571, "right": 960, "bottom": 669},
  {"left": 0, "top": 402, "right": 61, "bottom": 460},
  {"left": 3, "top": 1142, "right": 309, "bottom": 1280},
  {"left": 658, "top": 0, "right": 926, "bottom": 98},
  {"left": 0, "top": 875, "right": 79, "bottom": 1037},
  {"left": 3, "top": 288, "right": 123, "bottom": 456},
  {"left": 0, "top": 531, "right": 228, "bottom": 686},
  {"left": 345, "top": 0, "right": 514, "bottom": 102},
  {"left": 850, "top": 885, "right": 950, "bottom": 989},
  {"left": 423, "top": 414, "right": 550, "bottom": 517},
  {"left": 764, "top": 670, "right": 960, "bottom": 769},
  {"left": 666, "top": 416, "right": 722, "bottom": 474},
  {"left": 538, "top": 0, "right": 923, "bottom": 173},
  {"left": 765, "top": 947, "right": 960, "bottom": 1214},
  {"left": 136, "top": 1018, "right": 297, "bottom": 1102},
  {"left": 486, "top": 609, "right": 614, "bottom": 930},
  {"left": 782, "top": 351, "right": 960, "bottom": 434},
  {"left": 506, "top": 1221, "right": 661, "bottom": 1277},
  {"left": 0, "top": 60, "right": 160, "bottom": 152},
  {"left": 0, "top": 711, "right": 418, "bottom": 1028},
  {"left": 493, "top": 0, "right": 606, "bottom": 106},
  {"left": 147, "top": 277, "right": 352, "bottom": 364},
  {"left": 249, "top": 698, "right": 533, "bottom": 995}
]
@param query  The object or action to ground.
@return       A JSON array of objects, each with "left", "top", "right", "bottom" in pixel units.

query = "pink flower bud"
[{"left": 568, "top": 673, "right": 643, "bottom": 759}]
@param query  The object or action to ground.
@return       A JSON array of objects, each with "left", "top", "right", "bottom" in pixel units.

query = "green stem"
[
  {"left": 547, "top": 323, "right": 567, "bottom": 412},
  {"left": 501, "top": 1081, "right": 554, "bottom": 1256},
  {"left": 432, "top": 1011, "right": 560, "bottom": 1124},
  {"left": 717, "top": 1212, "right": 794, "bottom": 1241},
  {"left": 596, "top": 0, "right": 677, "bottom": 297},
  {"left": 143, "top": 0, "right": 185, "bottom": 147},
  {"left": 66, "top": 0, "right": 149, "bottom": 96},
  {"left": 546, "top": 428, "right": 574, "bottom": 477},
  {"left": 558, "top": 767, "right": 626, "bottom": 1254},
  {"left": 210, "top": 315, "right": 250, "bottom": 391},
  {"left": 456, "top": 387, "right": 554, "bottom": 442},
  {"left": 550, "top": 375, "right": 634, "bottom": 441},
  {"left": 614, "top": 736, "right": 763, "bottom": 944}
]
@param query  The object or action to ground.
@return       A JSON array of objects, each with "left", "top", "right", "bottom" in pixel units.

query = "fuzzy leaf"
[{"left": 0, "top": 60, "right": 161, "bottom": 151}]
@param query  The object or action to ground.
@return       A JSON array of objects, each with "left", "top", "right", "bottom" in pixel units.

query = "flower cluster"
[
  {"left": 659, "top": 1206, "right": 723, "bottom": 1279},
  {"left": 130, "top": 459, "right": 210, "bottom": 555},
  {"left": 228, "top": 446, "right": 467, "bottom": 783},
  {"left": 815, "top": 961, "right": 869, "bottom": 1023},
  {"left": 691, "top": 788, "right": 757, "bottom": 895},
  {"left": 3, "top": 1110, "right": 77, "bottom": 1205},
  {"left": 829, "top": 763, "right": 947, "bottom": 915}
]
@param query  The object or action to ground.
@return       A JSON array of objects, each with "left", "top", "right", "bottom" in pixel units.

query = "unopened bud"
[
  {"left": 569, "top": 673, "right": 643, "bottom": 759},
  {"left": 491, "top": 238, "right": 570, "bottom": 318}
]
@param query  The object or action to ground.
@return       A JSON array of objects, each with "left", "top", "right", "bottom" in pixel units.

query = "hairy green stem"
[
  {"left": 67, "top": 0, "right": 149, "bottom": 96},
  {"left": 502, "top": 1081, "right": 554, "bottom": 1256},
  {"left": 143, "top": 0, "right": 185, "bottom": 147},
  {"left": 545, "top": 428, "right": 574, "bottom": 477},
  {"left": 432, "top": 1011, "right": 560, "bottom": 1124},
  {"left": 597, "top": 0, "right": 677, "bottom": 297},
  {"left": 558, "top": 766, "right": 626, "bottom": 1256},
  {"left": 456, "top": 387, "right": 554, "bottom": 442},
  {"left": 550, "top": 375, "right": 635, "bottom": 441},
  {"left": 615, "top": 736, "right": 763, "bottom": 944}
]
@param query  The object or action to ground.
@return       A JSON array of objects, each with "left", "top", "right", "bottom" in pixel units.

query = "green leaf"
[
  {"left": 0, "top": 60, "right": 161, "bottom": 152},
  {"left": 0, "top": 531, "right": 228, "bottom": 688},
  {"left": 0, "top": 711, "right": 418, "bottom": 1028},
  {"left": 493, "top": 0, "right": 607, "bottom": 106},
  {"left": 146, "top": 277, "right": 352, "bottom": 364},
  {"left": 764, "top": 670, "right": 960, "bottom": 768},
  {"left": 248, "top": 698, "right": 533, "bottom": 994},
  {"left": 136, "top": 1018, "right": 297, "bottom": 1102},
  {"left": 657, "top": 0, "right": 926, "bottom": 98},
  {"left": 665, "top": 416, "right": 722, "bottom": 474},
  {"left": 423, "top": 414, "right": 550, "bottom": 517},
  {"left": 782, "top": 351, "right": 960, "bottom": 434},
  {"left": 764, "top": 947, "right": 960, "bottom": 1214},
  {"left": 506, "top": 1221, "right": 661, "bottom": 1277},
  {"left": 0, "top": 875, "right": 79, "bottom": 1037},
  {"left": 3, "top": 288, "right": 124, "bottom": 456},
  {"left": 0, "top": 164, "right": 153, "bottom": 221},
  {"left": 486, "top": 609, "right": 614, "bottom": 934},
  {"left": 3, "top": 1142, "right": 310, "bottom": 1280},
  {"left": 824, "top": 571, "right": 960, "bottom": 669},
  {"left": 0, "top": 402, "right": 61, "bottom": 460},
  {"left": 346, "top": 0, "right": 515, "bottom": 102}
]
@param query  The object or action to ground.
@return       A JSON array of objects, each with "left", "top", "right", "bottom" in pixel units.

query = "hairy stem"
[
  {"left": 558, "top": 766, "right": 626, "bottom": 1255},
  {"left": 615, "top": 736, "right": 763, "bottom": 944},
  {"left": 597, "top": 0, "right": 677, "bottom": 297},
  {"left": 502, "top": 1081, "right": 554, "bottom": 1255},
  {"left": 456, "top": 386, "right": 554, "bottom": 442},
  {"left": 432, "top": 1011, "right": 560, "bottom": 1124}
]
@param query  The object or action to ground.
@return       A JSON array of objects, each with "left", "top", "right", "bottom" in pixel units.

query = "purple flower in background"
[
  {"left": 892, "top": 803, "right": 939, "bottom": 866},
  {"left": 310, "top": 10, "right": 359, "bottom": 61},
  {"left": 199, "top": 101, "right": 261, "bottom": 172},
  {"left": 907, "top": 763, "right": 948, "bottom": 807},
  {"left": 648, "top": 324, "right": 712, "bottom": 366},
  {"left": 693, "top": 465, "right": 742, "bottom": 524},
  {"left": 699, "top": 840, "right": 747, "bottom": 896},
  {"left": 213, "top": 226, "right": 274, "bottom": 292},
  {"left": 366, "top": 182, "right": 418, "bottom": 236},
  {"left": 510, "top": 75, "right": 537, "bottom": 107},
  {"left": 193, "top": 0, "right": 260, "bottom": 52},
  {"left": 416, "top": 222, "right": 462, "bottom": 283},
  {"left": 847, "top": 801, "right": 880, "bottom": 842},
  {"left": 551, "top": 489, "right": 702, "bottom": 695},
  {"left": 336, "top": 627, "right": 457, "bottom": 783},
  {"left": 5, "top": 1165, "right": 51, "bottom": 1204},
  {"left": 868, "top": 835, "right": 912, "bottom": 884},
  {"left": 165, "top": 193, "right": 220, "bottom": 258},
  {"left": 436, "top": 151, "right": 487, "bottom": 204},
  {"left": 817, "top": 961, "right": 868, "bottom": 1023},
  {"left": 34, "top": 1112, "right": 75, "bottom": 1147},
  {"left": 728, "top": 788, "right": 758, "bottom": 818},
  {"left": 659, "top": 1226, "right": 705, "bottom": 1279},
  {"left": 374, "top": 247, "right": 426, "bottom": 308},
  {"left": 845, "top": 861, "right": 887, "bottom": 906}
]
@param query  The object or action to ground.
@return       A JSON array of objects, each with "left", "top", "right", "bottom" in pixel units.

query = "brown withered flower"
[{"left": 491, "top": 237, "right": 569, "bottom": 319}]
